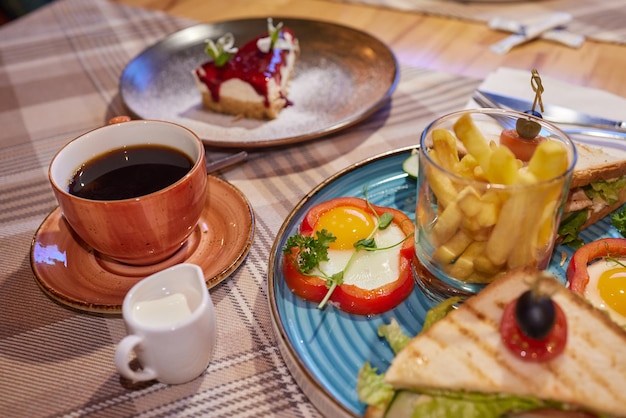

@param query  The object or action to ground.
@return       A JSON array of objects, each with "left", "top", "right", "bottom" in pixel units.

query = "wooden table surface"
[{"left": 113, "top": 0, "right": 626, "bottom": 98}]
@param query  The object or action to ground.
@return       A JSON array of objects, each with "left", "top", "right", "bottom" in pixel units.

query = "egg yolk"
[
  {"left": 313, "top": 206, "right": 376, "bottom": 250},
  {"left": 597, "top": 267, "right": 626, "bottom": 317}
]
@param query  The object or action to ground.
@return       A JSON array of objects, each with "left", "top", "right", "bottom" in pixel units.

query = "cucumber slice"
[
  {"left": 384, "top": 390, "right": 424, "bottom": 418},
  {"left": 402, "top": 149, "right": 419, "bottom": 179}
]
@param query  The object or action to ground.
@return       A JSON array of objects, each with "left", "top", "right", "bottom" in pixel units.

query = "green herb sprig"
[
  {"left": 204, "top": 32, "right": 238, "bottom": 67},
  {"left": 611, "top": 207, "right": 626, "bottom": 237},
  {"left": 256, "top": 18, "right": 296, "bottom": 53}
]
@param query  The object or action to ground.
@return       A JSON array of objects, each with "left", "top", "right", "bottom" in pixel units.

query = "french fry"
[
  {"left": 505, "top": 192, "right": 545, "bottom": 269},
  {"left": 456, "top": 186, "right": 482, "bottom": 218},
  {"left": 431, "top": 200, "right": 463, "bottom": 245},
  {"left": 506, "top": 141, "right": 569, "bottom": 268},
  {"left": 443, "top": 241, "right": 486, "bottom": 280},
  {"left": 536, "top": 198, "right": 559, "bottom": 250},
  {"left": 486, "top": 145, "right": 519, "bottom": 185},
  {"left": 457, "top": 187, "right": 501, "bottom": 228},
  {"left": 453, "top": 113, "right": 492, "bottom": 174},
  {"left": 432, "top": 128, "right": 459, "bottom": 171},
  {"left": 425, "top": 162, "right": 458, "bottom": 207},
  {"left": 474, "top": 199, "right": 500, "bottom": 228},
  {"left": 466, "top": 224, "right": 493, "bottom": 242},
  {"left": 485, "top": 190, "right": 525, "bottom": 266},
  {"left": 433, "top": 229, "right": 473, "bottom": 265},
  {"left": 528, "top": 140, "right": 569, "bottom": 181},
  {"left": 473, "top": 253, "right": 502, "bottom": 276},
  {"left": 455, "top": 154, "right": 479, "bottom": 179}
]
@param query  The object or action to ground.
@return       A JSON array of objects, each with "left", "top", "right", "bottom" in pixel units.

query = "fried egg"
[
  {"left": 584, "top": 258, "right": 626, "bottom": 326},
  {"left": 311, "top": 205, "right": 407, "bottom": 290}
]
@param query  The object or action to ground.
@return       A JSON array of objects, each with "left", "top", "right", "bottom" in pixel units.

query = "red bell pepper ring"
[
  {"left": 566, "top": 238, "right": 626, "bottom": 294},
  {"left": 283, "top": 197, "right": 415, "bottom": 315}
]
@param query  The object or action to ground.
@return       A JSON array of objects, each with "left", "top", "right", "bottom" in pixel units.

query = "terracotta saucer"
[{"left": 30, "top": 176, "right": 255, "bottom": 314}]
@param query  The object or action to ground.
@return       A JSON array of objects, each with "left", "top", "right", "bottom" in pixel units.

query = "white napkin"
[
  {"left": 329, "top": 0, "right": 626, "bottom": 45},
  {"left": 488, "top": 13, "right": 584, "bottom": 53},
  {"left": 470, "top": 68, "right": 626, "bottom": 122}
]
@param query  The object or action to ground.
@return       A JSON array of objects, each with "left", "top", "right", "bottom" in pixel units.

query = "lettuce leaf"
[
  {"left": 585, "top": 177, "right": 626, "bottom": 205},
  {"left": 558, "top": 210, "right": 589, "bottom": 248},
  {"left": 558, "top": 176, "right": 626, "bottom": 248},
  {"left": 421, "top": 296, "right": 462, "bottom": 332},
  {"left": 377, "top": 318, "right": 411, "bottom": 355},
  {"left": 357, "top": 362, "right": 395, "bottom": 408},
  {"left": 402, "top": 390, "right": 556, "bottom": 418}
]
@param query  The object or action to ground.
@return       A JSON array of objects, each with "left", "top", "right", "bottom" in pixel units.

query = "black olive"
[
  {"left": 514, "top": 290, "right": 556, "bottom": 340},
  {"left": 524, "top": 109, "right": 543, "bottom": 119}
]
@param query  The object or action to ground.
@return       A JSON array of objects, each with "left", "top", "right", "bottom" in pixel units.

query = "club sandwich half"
[
  {"left": 559, "top": 141, "right": 626, "bottom": 247},
  {"left": 360, "top": 269, "right": 626, "bottom": 418}
]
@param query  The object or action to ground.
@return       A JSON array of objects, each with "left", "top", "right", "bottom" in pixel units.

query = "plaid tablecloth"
[{"left": 0, "top": 0, "right": 479, "bottom": 416}]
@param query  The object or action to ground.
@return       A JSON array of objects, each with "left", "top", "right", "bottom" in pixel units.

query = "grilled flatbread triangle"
[{"left": 384, "top": 268, "right": 626, "bottom": 417}]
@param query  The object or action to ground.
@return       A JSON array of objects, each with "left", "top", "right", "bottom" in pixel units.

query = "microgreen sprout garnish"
[
  {"left": 604, "top": 240, "right": 626, "bottom": 268},
  {"left": 282, "top": 194, "right": 414, "bottom": 310},
  {"left": 257, "top": 18, "right": 296, "bottom": 53},
  {"left": 204, "top": 33, "right": 238, "bottom": 67}
]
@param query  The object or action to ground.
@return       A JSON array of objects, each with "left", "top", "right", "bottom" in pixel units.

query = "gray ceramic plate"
[{"left": 120, "top": 18, "right": 399, "bottom": 148}]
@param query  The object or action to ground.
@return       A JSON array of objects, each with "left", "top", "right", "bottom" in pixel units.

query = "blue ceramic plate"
[{"left": 267, "top": 146, "right": 621, "bottom": 418}]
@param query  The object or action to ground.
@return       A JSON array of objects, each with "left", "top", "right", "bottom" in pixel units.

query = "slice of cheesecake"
[{"left": 193, "top": 19, "right": 300, "bottom": 120}]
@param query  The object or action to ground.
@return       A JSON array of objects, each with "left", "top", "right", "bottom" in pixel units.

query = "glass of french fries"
[{"left": 414, "top": 109, "right": 577, "bottom": 301}]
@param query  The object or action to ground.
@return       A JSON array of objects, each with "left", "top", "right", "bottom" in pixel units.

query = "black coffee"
[{"left": 68, "top": 144, "right": 194, "bottom": 200}]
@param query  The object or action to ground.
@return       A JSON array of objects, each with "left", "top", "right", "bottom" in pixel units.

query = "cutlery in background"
[
  {"left": 472, "top": 91, "right": 626, "bottom": 141},
  {"left": 474, "top": 90, "right": 626, "bottom": 132},
  {"left": 205, "top": 151, "right": 248, "bottom": 173}
]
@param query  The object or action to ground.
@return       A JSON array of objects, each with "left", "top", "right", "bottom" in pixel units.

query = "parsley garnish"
[
  {"left": 611, "top": 207, "right": 626, "bottom": 237},
  {"left": 283, "top": 229, "right": 335, "bottom": 272}
]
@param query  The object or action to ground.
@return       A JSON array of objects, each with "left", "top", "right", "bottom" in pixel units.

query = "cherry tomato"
[
  {"left": 283, "top": 197, "right": 415, "bottom": 315},
  {"left": 566, "top": 238, "right": 626, "bottom": 294},
  {"left": 500, "top": 129, "right": 545, "bottom": 162},
  {"left": 500, "top": 294, "right": 567, "bottom": 362}
]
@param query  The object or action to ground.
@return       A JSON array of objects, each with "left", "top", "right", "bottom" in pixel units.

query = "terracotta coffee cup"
[{"left": 49, "top": 119, "right": 207, "bottom": 266}]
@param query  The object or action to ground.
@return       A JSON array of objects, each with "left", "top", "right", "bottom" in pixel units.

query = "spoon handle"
[{"left": 205, "top": 151, "right": 248, "bottom": 173}]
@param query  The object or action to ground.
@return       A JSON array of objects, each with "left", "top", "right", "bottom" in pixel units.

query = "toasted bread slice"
[
  {"left": 570, "top": 142, "right": 626, "bottom": 189},
  {"left": 560, "top": 143, "right": 626, "bottom": 240},
  {"left": 384, "top": 269, "right": 626, "bottom": 417}
]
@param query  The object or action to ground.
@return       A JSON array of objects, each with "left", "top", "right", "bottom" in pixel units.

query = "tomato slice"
[
  {"left": 500, "top": 296, "right": 567, "bottom": 362},
  {"left": 283, "top": 197, "right": 415, "bottom": 315},
  {"left": 500, "top": 129, "right": 545, "bottom": 162},
  {"left": 566, "top": 238, "right": 626, "bottom": 294}
]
